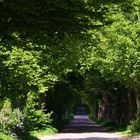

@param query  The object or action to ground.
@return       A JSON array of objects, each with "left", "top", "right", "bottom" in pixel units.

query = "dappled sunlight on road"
[
  {"left": 40, "top": 132, "right": 124, "bottom": 140},
  {"left": 40, "top": 107, "right": 139, "bottom": 140},
  {"left": 61, "top": 114, "right": 107, "bottom": 133}
]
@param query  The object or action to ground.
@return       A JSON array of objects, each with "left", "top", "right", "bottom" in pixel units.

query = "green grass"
[
  {"left": 30, "top": 114, "right": 74, "bottom": 138},
  {"left": 0, "top": 126, "right": 57, "bottom": 140},
  {"left": 90, "top": 116, "right": 127, "bottom": 132},
  {"left": 0, "top": 132, "right": 14, "bottom": 140},
  {"left": 30, "top": 127, "right": 57, "bottom": 138},
  {"left": 0, "top": 114, "right": 73, "bottom": 140},
  {"left": 121, "top": 129, "right": 140, "bottom": 137}
]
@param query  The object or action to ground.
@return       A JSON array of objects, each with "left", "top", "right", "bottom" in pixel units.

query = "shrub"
[
  {"left": 24, "top": 92, "right": 52, "bottom": 131},
  {"left": 0, "top": 99, "right": 23, "bottom": 135},
  {"left": 128, "top": 113, "right": 140, "bottom": 133}
]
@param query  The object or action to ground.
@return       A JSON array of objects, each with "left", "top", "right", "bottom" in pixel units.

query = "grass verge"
[
  {"left": 0, "top": 114, "right": 73, "bottom": 140},
  {"left": 0, "top": 127, "right": 57, "bottom": 140},
  {"left": 90, "top": 116, "right": 127, "bottom": 132},
  {"left": 0, "top": 132, "right": 14, "bottom": 140},
  {"left": 30, "top": 127, "right": 57, "bottom": 138},
  {"left": 121, "top": 129, "right": 140, "bottom": 137}
]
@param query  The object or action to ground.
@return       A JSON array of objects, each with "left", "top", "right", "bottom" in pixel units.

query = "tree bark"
[{"left": 127, "top": 89, "right": 137, "bottom": 123}]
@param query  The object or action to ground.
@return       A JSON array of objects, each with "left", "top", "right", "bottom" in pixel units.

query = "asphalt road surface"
[{"left": 40, "top": 106, "right": 140, "bottom": 140}]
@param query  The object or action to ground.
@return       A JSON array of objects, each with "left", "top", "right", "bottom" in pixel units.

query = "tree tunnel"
[
  {"left": 44, "top": 69, "right": 138, "bottom": 130},
  {"left": 0, "top": 0, "right": 140, "bottom": 138}
]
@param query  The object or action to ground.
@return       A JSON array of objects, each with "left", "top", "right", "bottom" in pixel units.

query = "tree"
[{"left": 84, "top": 0, "right": 140, "bottom": 130}]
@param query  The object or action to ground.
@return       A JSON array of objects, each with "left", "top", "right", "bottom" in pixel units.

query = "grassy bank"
[
  {"left": 0, "top": 127, "right": 57, "bottom": 140},
  {"left": 89, "top": 115, "right": 127, "bottom": 132},
  {"left": 0, "top": 133, "right": 15, "bottom": 140},
  {"left": 0, "top": 114, "right": 73, "bottom": 140}
]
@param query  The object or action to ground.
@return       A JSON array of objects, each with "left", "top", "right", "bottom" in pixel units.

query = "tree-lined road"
[{"left": 40, "top": 107, "right": 133, "bottom": 140}]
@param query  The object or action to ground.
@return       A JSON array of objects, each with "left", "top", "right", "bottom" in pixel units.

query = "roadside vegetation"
[{"left": 0, "top": 0, "right": 140, "bottom": 139}]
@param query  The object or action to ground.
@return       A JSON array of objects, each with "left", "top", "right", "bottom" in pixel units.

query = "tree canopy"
[{"left": 0, "top": 0, "right": 140, "bottom": 138}]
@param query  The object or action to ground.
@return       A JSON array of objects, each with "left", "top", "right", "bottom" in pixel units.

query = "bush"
[
  {"left": 128, "top": 113, "right": 140, "bottom": 133},
  {"left": 0, "top": 99, "right": 23, "bottom": 135},
  {"left": 24, "top": 92, "right": 52, "bottom": 131}
]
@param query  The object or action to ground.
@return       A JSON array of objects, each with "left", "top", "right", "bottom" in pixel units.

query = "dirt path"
[{"left": 40, "top": 107, "right": 140, "bottom": 140}]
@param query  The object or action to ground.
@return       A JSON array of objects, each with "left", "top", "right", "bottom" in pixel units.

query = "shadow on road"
[
  {"left": 40, "top": 106, "right": 133, "bottom": 140},
  {"left": 62, "top": 106, "right": 107, "bottom": 133},
  {"left": 50, "top": 137, "right": 125, "bottom": 140}
]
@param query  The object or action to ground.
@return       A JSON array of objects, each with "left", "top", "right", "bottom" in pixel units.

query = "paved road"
[{"left": 40, "top": 106, "right": 140, "bottom": 140}]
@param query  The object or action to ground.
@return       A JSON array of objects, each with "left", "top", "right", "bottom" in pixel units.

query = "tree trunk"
[
  {"left": 136, "top": 93, "right": 140, "bottom": 115},
  {"left": 127, "top": 89, "right": 137, "bottom": 123}
]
